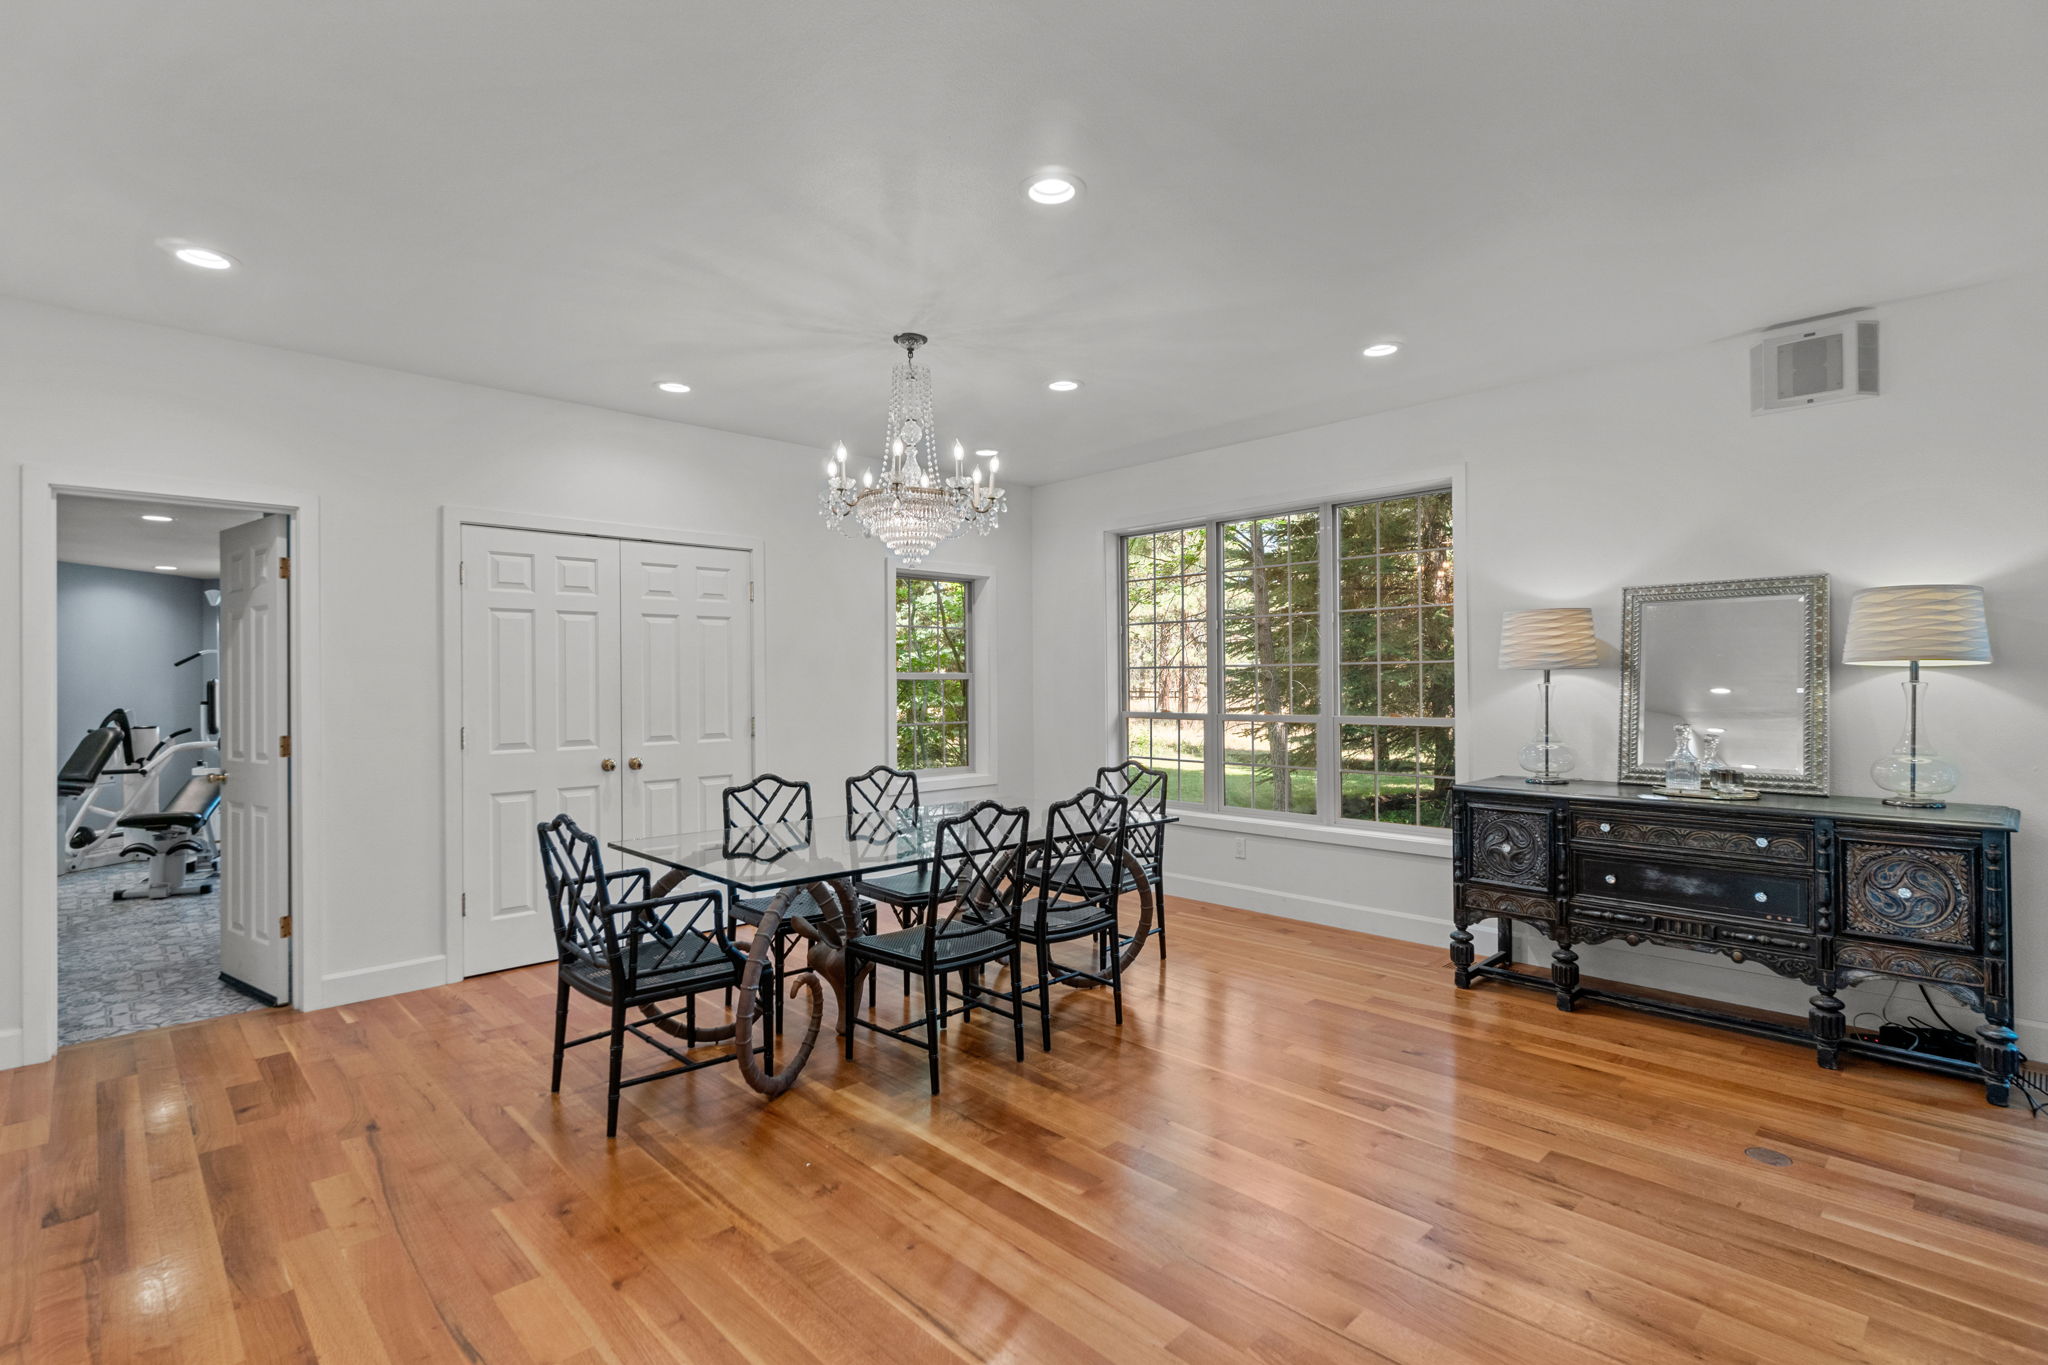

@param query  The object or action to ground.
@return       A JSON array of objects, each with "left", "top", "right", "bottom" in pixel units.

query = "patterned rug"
[{"left": 58, "top": 864, "right": 275, "bottom": 1047}]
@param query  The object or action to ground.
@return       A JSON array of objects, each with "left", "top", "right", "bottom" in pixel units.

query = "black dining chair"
[
  {"left": 722, "top": 774, "right": 825, "bottom": 1036},
  {"left": 1095, "top": 761, "right": 1169, "bottom": 958},
  {"left": 845, "top": 764, "right": 927, "bottom": 923},
  {"left": 537, "top": 814, "right": 751, "bottom": 1138},
  {"left": 841, "top": 800, "right": 1030, "bottom": 1094},
  {"left": 1015, "top": 788, "right": 1129, "bottom": 1052}
]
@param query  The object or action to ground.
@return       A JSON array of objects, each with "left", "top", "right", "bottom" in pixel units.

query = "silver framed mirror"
[{"left": 1618, "top": 574, "right": 1830, "bottom": 795}]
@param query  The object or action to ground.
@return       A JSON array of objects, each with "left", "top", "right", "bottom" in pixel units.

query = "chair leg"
[
  {"left": 937, "top": 972, "right": 949, "bottom": 1032},
  {"left": 1107, "top": 927, "right": 1125, "bottom": 1027},
  {"left": 1155, "top": 884, "right": 1167, "bottom": 959},
  {"left": 1034, "top": 938, "right": 1053, "bottom": 1052},
  {"left": 549, "top": 971, "right": 571, "bottom": 1094},
  {"left": 1009, "top": 948, "right": 1026, "bottom": 1062},
  {"left": 605, "top": 998, "right": 627, "bottom": 1138},
  {"left": 922, "top": 969, "right": 942, "bottom": 1094},
  {"left": 842, "top": 952, "right": 858, "bottom": 1060}
]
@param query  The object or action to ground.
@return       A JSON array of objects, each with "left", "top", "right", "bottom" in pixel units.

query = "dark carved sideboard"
[{"left": 1448, "top": 777, "right": 2022, "bottom": 1105}]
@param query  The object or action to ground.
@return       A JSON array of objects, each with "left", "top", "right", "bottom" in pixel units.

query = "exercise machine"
[
  {"left": 58, "top": 687, "right": 220, "bottom": 875},
  {"left": 111, "top": 774, "right": 223, "bottom": 900}
]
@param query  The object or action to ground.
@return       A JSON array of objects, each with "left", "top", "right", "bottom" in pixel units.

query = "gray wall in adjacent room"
[{"left": 57, "top": 563, "right": 219, "bottom": 789}]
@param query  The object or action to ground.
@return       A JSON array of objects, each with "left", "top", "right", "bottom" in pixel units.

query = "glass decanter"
[{"left": 1665, "top": 723, "right": 1702, "bottom": 792}]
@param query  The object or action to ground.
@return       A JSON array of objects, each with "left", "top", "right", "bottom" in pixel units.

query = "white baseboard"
[
  {"left": 315, "top": 954, "right": 450, "bottom": 1010},
  {"left": 1168, "top": 873, "right": 1498, "bottom": 955},
  {"left": 0, "top": 1028, "right": 22, "bottom": 1072}
]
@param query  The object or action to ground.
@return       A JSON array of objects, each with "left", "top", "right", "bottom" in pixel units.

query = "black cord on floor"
[{"left": 1913, "top": 984, "right": 2042, "bottom": 1118}]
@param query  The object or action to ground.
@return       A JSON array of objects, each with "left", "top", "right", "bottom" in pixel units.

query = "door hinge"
[
  {"left": 749, "top": 581, "right": 755, "bottom": 602},
  {"left": 750, "top": 716, "right": 756, "bottom": 738},
  {"left": 278, "top": 734, "right": 292, "bottom": 758},
  {"left": 461, "top": 893, "right": 468, "bottom": 918},
  {"left": 279, "top": 556, "right": 290, "bottom": 580},
  {"left": 279, "top": 914, "right": 293, "bottom": 939},
  {"left": 459, "top": 725, "right": 466, "bottom": 750},
  {"left": 459, "top": 560, "right": 466, "bottom": 586}
]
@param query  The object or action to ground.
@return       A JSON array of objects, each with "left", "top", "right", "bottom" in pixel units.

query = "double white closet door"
[{"left": 461, "top": 526, "right": 753, "bottom": 976}]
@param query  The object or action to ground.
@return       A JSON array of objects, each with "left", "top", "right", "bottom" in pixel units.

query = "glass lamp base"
[
  {"left": 1518, "top": 738, "right": 1576, "bottom": 786},
  {"left": 1881, "top": 796, "right": 1948, "bottom": 809}
]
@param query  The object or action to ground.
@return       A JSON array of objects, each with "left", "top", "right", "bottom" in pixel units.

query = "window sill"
[
  {"left": 919, "top": 770, "right": 998, "bottom": 793},
  {"left": 1171, "top": 810, "right": 1453, "bottom": 859}
]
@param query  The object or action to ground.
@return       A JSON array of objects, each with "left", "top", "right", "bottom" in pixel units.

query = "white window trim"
[
  {"left": 1105, "top": 468, "right": 1468, "bottom": 854},
  {"left": 883, "top": 559, "right": 995, "bottom": 791}
]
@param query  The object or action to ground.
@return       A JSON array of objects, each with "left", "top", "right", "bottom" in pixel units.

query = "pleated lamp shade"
[
  {"left": 1499, "top": 607, "right": 1599, "bottom": 670},
  {"left": 1841, "top": 585, "right": 1991, "bottom": 667}
]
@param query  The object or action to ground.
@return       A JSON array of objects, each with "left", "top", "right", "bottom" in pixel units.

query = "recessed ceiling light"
[
  {"left": 1026, "top": 175, "right": 1080, "bottom": 205},
  {"left": 1709, "top": 686, "right": 1732, "bottom": 694},
  {"left": 655, "top": 381, "right": 691, "bottom": 394},
  {"left": 1047, "top": 379, "right": 1081, "bottom": 392},
  {"left": 161, "top": 241, "right": 236, "bottom": 270},
  {"left": 1361, "top": 343, "right": 1401, "bottom": 358},
  {"left": 974, "top": 449, "right": 998, "bottom": 457},
  {"left": 141, "top": 514, "right": 174, "bottom": 523},
  {"left": 154, "top": 565, "right": 179, "bottom": 572}
]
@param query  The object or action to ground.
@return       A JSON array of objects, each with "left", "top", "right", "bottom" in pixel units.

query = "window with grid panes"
[
  {"left": 894, "top": 575, "right": 971, "bottom": 771},
  {"left": 1119, "top": 488, "right": 1454, "bottom": 829}
]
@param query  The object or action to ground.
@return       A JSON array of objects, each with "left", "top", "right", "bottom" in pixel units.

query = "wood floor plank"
[{"left": 6, "top": 897, "right": 2045, "bottom": 1363}]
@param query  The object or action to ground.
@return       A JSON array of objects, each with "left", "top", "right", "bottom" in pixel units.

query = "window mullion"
[
  {"left": 1317, "top": 501, "right": 1337, "bottom": 824},
  {"left": 1206, "top": 519, "right": 1223, "bottom": 813}
]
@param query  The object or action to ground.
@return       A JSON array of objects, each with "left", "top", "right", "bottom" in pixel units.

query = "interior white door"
[
  {"left": 462, "top": 527, "right": 622, "bottom": 976},
  {"left": 217, "top": 512, "right": 292, "bottom": 1003},
  {"left": 620, "top": 543, "right": 754, "bottom": 853}
]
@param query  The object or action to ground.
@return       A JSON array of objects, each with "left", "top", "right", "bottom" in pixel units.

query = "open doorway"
[{"left": 53, "top": 494, "right": 293, "bottom": 1044}]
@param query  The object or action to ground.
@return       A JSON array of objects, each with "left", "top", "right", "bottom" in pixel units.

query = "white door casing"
[
  {"left": 461, "top": 527, "right": 623, "bottom": 976},
  {"left": 620, "top": 543, "right": 754, "bottom": 855},
  {"left": 218, "top": 512, "right": 293, "bottom": 1002}
]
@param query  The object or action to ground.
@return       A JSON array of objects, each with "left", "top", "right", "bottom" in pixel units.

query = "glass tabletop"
[{"left": 611, "top": 797, "right": 1175, "bottom": 894}]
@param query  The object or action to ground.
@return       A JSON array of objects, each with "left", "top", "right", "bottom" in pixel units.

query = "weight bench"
[{"left": 113, "top": 776, "right": 222, "bottom": 901}]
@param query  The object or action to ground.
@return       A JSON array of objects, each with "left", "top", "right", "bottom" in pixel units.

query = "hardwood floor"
[{"left": 3, "top": 896, "right": 2045, "bottom": 1364}]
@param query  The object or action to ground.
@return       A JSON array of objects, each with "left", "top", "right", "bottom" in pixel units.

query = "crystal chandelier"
[{"left": 821, "top": 333, "right": 1005, "bottom": 565}]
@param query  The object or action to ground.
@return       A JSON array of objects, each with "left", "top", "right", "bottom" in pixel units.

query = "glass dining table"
[{"left": 608, "top": 796, "right": 1172, "bottom": 1095}]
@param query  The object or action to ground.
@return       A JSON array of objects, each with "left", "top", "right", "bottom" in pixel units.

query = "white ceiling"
[
  {"left": 4, "top": 2, "right": 2045, "bottom": 484},
  {"left": 57, "top": 495, "right": 263, "bottom": 578}
]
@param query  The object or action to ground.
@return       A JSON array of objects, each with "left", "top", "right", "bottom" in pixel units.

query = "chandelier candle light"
[{"left": 821, "top": 333, "right": 1005, "bottom": 565}]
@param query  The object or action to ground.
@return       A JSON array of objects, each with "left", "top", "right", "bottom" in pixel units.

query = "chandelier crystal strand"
[{"left": 821, "top": 333, "right": 1006, "bottom": 565}]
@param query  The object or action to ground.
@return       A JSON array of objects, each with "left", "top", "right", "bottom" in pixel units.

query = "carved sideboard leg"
[
  {"left": 1808, "top": 979, "right": 1845, "bottom": 1070},
  {"left": 1450, "top": 923, "right": 1476, "bottom": 989},
  {"left": 1978, "top": 1005, "right": 2020, "bottom": 1107},
  {"left": 1550, "top": 936, "right": 1579, "bottom": 1012}
]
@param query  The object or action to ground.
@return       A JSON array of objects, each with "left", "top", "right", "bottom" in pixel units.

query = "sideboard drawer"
[
  {"left": 1574, "top": 852, "right": 1812, "bottom": 929},
  {"left": 1571, "top": 812, "right": 1811, "bottom": 867}
]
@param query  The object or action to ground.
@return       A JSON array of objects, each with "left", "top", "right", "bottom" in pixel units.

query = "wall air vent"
[{"left": 1751, "top": 314, "right": 1879, "bottom": 414}]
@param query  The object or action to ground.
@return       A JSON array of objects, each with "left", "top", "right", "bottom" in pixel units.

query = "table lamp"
[
  {"left": 1840, "top": 584, "right": 1991, "bottom": 808},
  {"left": 1500, "top": 607, "right": 1600, "bottom": 784}
]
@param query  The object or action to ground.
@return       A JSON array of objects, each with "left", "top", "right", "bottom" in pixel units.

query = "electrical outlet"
[{"left": 1233, "top": 837, "right": 1247, "bottom": 860}]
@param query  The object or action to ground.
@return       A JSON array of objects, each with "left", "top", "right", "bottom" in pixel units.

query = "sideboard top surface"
[{"left": 1455, "top": 776, "right": 2019, "bottom": 832}]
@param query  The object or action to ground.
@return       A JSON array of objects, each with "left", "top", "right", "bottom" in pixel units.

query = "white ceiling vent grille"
[{"left": 1751, "top": 316, "right": 1879, "bottom": 414}]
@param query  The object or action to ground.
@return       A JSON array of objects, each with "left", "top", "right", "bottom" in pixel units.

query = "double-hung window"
[
  {"left": 1120, "top": 488, "right": 1455, "bottom": 828},
  {"left": 894, "top": 574, "right": 973, "bottom": 771}
]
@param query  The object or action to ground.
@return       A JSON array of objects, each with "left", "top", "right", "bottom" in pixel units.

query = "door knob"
[
  {"left": 628, "top": 757, "right": 643, "bottom": 771},
  {"left": 601, "top": 758, "right": 617, "bottom": 772},
  {"left": 206, "top": 772, "right": 229, "bottom": 784}
]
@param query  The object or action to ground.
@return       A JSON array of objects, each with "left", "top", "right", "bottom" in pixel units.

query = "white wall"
[
  {"left": 1031, "top": 272, "right": 2048, "bottom": 1050},
  {"left": 0, "top": 297, "right": 1033, "bottom": 1062}
]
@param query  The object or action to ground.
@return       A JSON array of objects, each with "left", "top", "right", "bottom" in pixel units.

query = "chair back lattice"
[
  {"left": 1095, "top": 761, "right": 1166, "bottom": 873},
  {"left": 920, "top": 801, "right": 1030, "bottom": 958},
  {"left": 1034, "top": 788, "right": 1130, "bottom": 913},
  {"left": 845, "top": 764, "right": 920, "bottom": 841},
  {"left": 537, "top": 814, "right": 728, "bottom": 986},
  {"left": 722, "top": 773, "right": 814, "bottom": 859}
]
